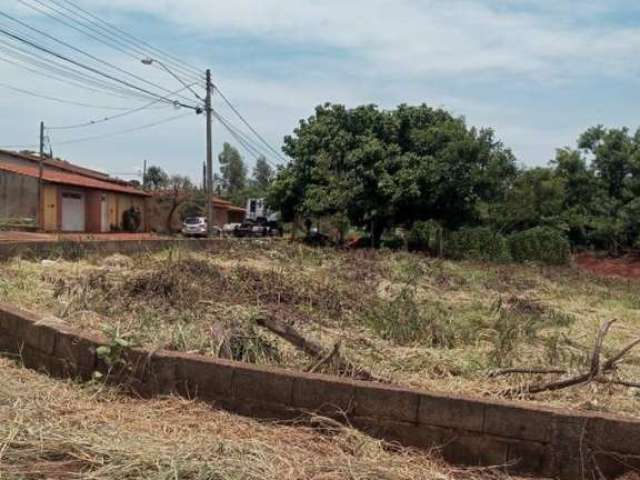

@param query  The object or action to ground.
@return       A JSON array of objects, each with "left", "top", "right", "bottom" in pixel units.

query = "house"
[
  {"left": 0, "top": 149, "right": 148, "bottom": 233},
  {"left": 146, "top": 192, "right": 246, "bottom": 233}
]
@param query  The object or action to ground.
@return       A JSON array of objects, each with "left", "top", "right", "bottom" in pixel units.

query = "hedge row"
[{"left": 402, "top": 223, "right": 570, "bottom": 265}]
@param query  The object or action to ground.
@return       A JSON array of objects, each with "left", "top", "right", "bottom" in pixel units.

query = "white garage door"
[{"left": 61, "top": 191, "right": 86, "bottom": 232}]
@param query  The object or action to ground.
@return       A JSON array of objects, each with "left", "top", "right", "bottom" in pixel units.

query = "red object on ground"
[{"left": 575, "top": 252, "right": 640, "bottom": 280}]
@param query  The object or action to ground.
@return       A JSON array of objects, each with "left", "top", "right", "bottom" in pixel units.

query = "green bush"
[
  {"left": 380, "top": 232, "right": 404, "bottom": 250},
  {"left": 407, "top": 220, "right": 446, "bottom": 255},
  {"left": 446, "top": 227, "right": 511, "bottom": 262},
  {"left": 508, "top": 227, "right": 570, "bottom": 265}
]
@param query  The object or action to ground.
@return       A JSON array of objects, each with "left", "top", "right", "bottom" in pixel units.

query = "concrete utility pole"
[
  {"left": 205, "top": 68, "right": 214, "bottom": 234},
  {"left": 37, "top": 121, "right": 44, "bottom": 230},
  {"left": 142, "top": 159, "right": 147, "bottom": 188}
]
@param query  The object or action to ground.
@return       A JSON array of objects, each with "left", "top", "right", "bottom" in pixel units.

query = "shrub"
[
  {"left": 446, "top": 227, "right": 511, "bottom": 262},
  {"left": 380, "top": 232, "right": 404, "bottom": 250},
  {"left": 508, "top": 227, "right": 570, "bottom": 265},
  {"left": 407, "top": 220, "right": 446, "bottom": 255}
]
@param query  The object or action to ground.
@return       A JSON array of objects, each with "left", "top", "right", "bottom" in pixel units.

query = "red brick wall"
[{"left": 1, "top": 302, "right": 639, "bottom": 480}]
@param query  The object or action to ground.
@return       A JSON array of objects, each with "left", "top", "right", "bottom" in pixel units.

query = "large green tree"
[
  {"left": 252, "top": 156, "right": 274, "bottom": 192},
  {"left": 143, "top": 165, "right": 169, "bottom": 190},
  {"left": 549, "top": 126, "right": 640, "bottom": 251},
  {"left": 218, "top": 143, "right": 247, "bottom": 203},
  {"left": 269, "top": 103, "right": 517, "bottom": 244}
]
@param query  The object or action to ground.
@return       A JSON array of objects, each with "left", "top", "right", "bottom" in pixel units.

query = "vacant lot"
[
  {"left": 1, "top": 241, "right": 639, "bottom": 418},
  {"left": 2, "top": 357, "right": 519, "bottom": 480}
]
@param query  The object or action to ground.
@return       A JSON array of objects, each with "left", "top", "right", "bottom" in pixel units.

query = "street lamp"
[{"left": 141, "top": 57, "right": 215, "bottom": 235}]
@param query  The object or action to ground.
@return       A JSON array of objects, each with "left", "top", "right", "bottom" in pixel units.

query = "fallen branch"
[
  {"left": 595, "top": 377, "right": 640, "bottom": 389},
  {"left": 254, "top": 315, "right": 385, "bottom": 382},
  {"left": 307, "top": 341, "right": 341, "bottom": 374},
  {"left": 501, "top": 320, "right": 640, "bottom": 397}
]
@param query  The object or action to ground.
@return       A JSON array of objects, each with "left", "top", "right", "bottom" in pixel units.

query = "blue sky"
[{"left": 1, "top": 0, "right": 639, "bottom": 182}]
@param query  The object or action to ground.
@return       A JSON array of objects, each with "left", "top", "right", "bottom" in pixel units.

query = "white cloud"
[{"left": 93, "top": 0, "right": 640, "bottom": 80}]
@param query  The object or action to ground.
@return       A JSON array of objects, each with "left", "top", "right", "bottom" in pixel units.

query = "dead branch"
[
  {"left": 589, "top": 319, "right": 616, "bottom": 376},
  {"left": 254, "top": 315, "right": 384, "bottom": 382},
  {"left": 488, "top": 368, "right": 567, "bottom": 378},
  {"left": 307, "top": 341, "right": 341, "bottom": 373},
  {"left": 500, "top": 320, "right": 640, "bottom": 397},
  {"left": 602, "top": 338, "right": 640, "bottom": 371},
  {"left": 595, "top": 377, "right": 640, "bottom": 389}
]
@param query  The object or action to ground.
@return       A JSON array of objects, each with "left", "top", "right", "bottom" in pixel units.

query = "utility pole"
[
  {"left": 205, "top": 68, "right": 214, "bottom": 234},
  {"left": 37, "top": 121, "right": 44, "bottom": 231},
  {"left": 142, "top": 159, "right": 147, "bottom": 188}
]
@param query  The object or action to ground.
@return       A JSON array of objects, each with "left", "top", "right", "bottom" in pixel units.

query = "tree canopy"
[{"left": 268, "top": 103, "right": 517, "bottom": 243}]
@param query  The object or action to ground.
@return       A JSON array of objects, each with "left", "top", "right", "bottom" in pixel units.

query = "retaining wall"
[
  {"left": 0, "top": 238, "right": 228, "bottom": 261},
  {"left": 1, "top": 303, "right": 639, "bottom": 479}
]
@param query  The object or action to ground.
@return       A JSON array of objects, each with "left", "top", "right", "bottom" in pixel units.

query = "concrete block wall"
[{"left": 1, "top": 303, "right": 639, "bottom": 479}]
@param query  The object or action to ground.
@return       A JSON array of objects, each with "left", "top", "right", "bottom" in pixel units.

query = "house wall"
[{"left": 0, "top": 171, "right": 38, "bottom": 227}]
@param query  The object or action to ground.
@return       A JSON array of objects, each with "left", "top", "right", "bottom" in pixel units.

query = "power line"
[
  {"left": 0, "top": 26, "right": 200, "bottom": 110},
  {"left": 0, "top": 143, "right": 38, "bottom": 149},
  {"left": 0, "top": 81, "right": 163, "bottom": 110},
  {"left": 213, "top": 109, "right": 278, "bottom": 167},
  {"left": 46, "top": 83, "right": 196, "bottom": 130},
  {"left": 50, "top": 112, "right": 193, "bottom": 146},
  {"left": 54, "top": 0, "right": 203, "bottom": 80},
  {"left": 0, "top": 38, "right": 167, "bottom": 102},
  {"left": 1, "top": 6, "right": 197, "bottom": 105},
  {"left": 214, "top": 85, "right": 286, "bottom": 163}
]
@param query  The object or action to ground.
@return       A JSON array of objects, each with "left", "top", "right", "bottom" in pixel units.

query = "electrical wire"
[
  {"left": 213, "top": 109, "right": 278, "bottom": 167},
  {"left": 0, "top": 143, "right": 38, "bottom": 149},
  {"left": 0, "top": 81, "right": 162, "bottom": 110},
  {"left": 0, "top": 26, "right": 200, "bottom": 110},
  {"left": 1, "top": 6, "right": 197, "bottom": 104},
  {"left": 214, "top": 85, "right": 286, "bottom": 163},
  {"left": 54, "top": 0, "right": 203, "bottom": 80},
  {"left": 0, "top": 38, "right": 168, "bottom": 102},
  {"left": 50, "top": 111, "right": 193, "bottom": 146},
  {"left": 46, "top": 83, "right": 196, "bottom": 130}
]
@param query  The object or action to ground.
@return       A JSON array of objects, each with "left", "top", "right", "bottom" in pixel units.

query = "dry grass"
[
  {"left": 0, "top": 357, "right": 519, "bottom": 480},
  {"left": 1, "top": 240, "right": 639, "bottom": 417}
]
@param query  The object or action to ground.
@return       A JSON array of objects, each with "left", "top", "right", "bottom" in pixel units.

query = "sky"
[{"left": 0, "top": 0, "right": 639, "bottom": 182}]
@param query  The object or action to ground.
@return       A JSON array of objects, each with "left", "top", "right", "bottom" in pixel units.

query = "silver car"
[{"left": 182, "top": 217, "right": 208, "bottom": 238}]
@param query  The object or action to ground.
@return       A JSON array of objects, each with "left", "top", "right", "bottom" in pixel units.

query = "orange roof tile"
[{"left": 0, "top": 160, "right": 148, "bottom": 196}]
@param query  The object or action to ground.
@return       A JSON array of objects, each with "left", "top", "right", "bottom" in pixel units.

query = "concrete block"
[
  {"left": 354, "top": 383, "right": 420, "bottom": 423},
  {"left": 54, "top": 329, "right": 99, "bottom": 372},
  {"left": 483, "top": 403, "right": 553, "bottom": 443},
  {"left": 441, "top": 431, "right": 509, "bottom": 467},
  {"left": 507, "top": 440, "right": 553, "bottom": 476},
  {"left": 418, "top": 393, "right": 485, "bottom": 432},
  {"left": 24, "top": 321, "right": 58, "bottom": 355},
  {"left": 173, "top": 353, "right": 234, "bottom": 400},
  {"left": 353, "top": 416, "right": 448, "bottom": 450},
  {"left": 232, "top": 364, "right": 294, "bottom": 406},
  {"left": 291, "top": 374, "right": 355, "bottom": 416},
  {"left": 589, "top": 415, "right": 640, "bottom": 455}
]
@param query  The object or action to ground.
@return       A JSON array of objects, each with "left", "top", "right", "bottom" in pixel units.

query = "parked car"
[
  {"left": 232, "top": 220, "right": 256, "bottom": 238},
  {"left": 252, "top": 219, "right": 283, "bottom": 237},
  {"left": 181, "top": 217, "right": 209, "bottom": 238}
]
